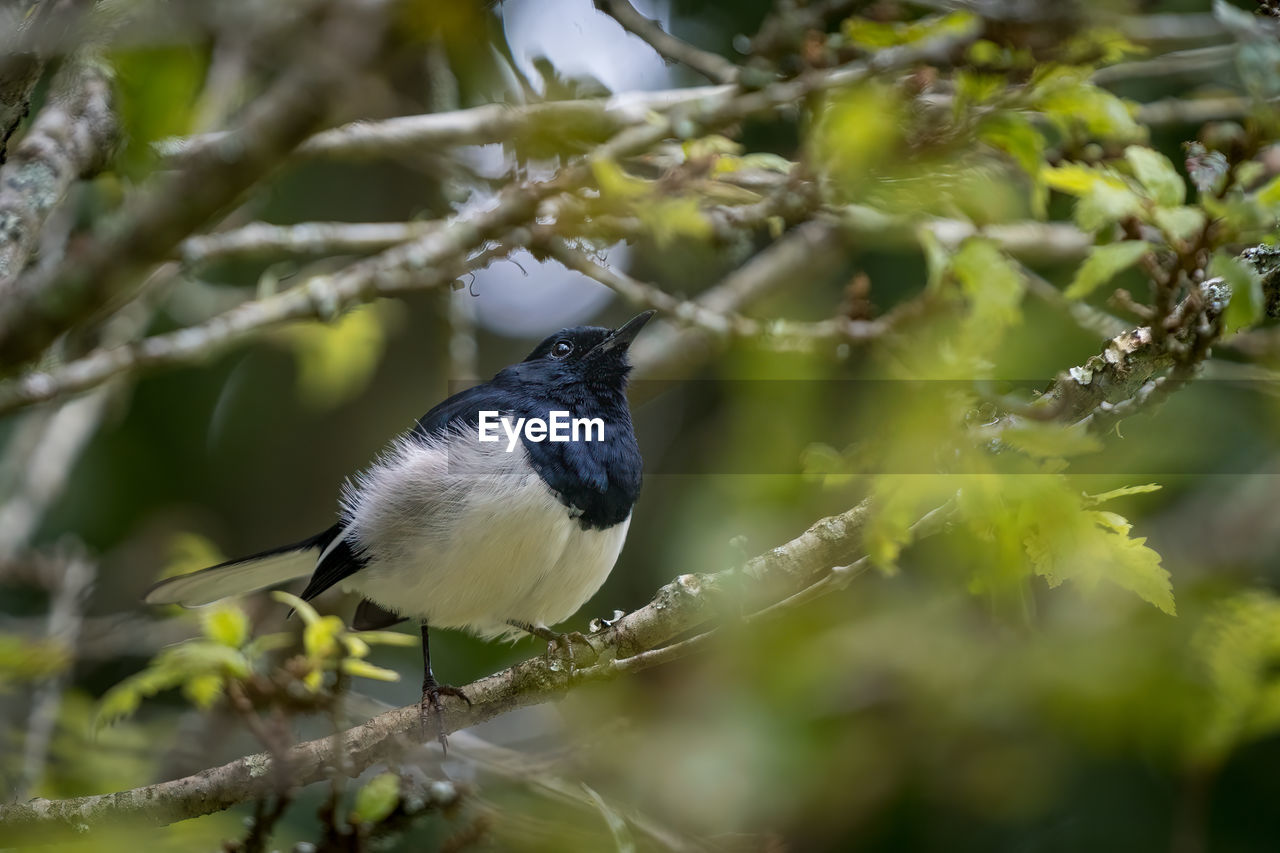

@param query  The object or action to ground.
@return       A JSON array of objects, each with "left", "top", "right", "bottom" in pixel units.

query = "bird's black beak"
[{"left": 592, "top": 310, "right": 655, "bottom": 355}]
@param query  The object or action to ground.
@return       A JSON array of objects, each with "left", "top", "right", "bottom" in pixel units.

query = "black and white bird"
[{"left": 145, "top": 310, "right": 653, "bottom": 742}]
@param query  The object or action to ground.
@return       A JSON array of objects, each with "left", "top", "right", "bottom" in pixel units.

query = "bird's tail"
[{"left": 144, "top": 526, "right": 340, "bottom": 607}]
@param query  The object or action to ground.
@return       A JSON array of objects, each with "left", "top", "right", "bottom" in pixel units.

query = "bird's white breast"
[{"left": 336, "top": 430, "right": 630, "bottom": 638}]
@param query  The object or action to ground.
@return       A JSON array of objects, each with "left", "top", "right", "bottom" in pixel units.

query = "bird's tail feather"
[{"left": 144, "top": 527, "right": 339, "bottom": 607}]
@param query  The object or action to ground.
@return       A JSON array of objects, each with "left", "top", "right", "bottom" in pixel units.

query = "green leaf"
[
  {"left": 978, "top": 113, "right": 1047, "bottom": 215},
  {"left": 182, "top": 674, "right": 225, "bottom": 709},
  {"left": 1104, "top": 533, "right": 1175, "bottom": 616},
  {"left": 866, "top": 475, "right": 955, "bottom": 572},
  {"left": 1090, "top": 510, "right": 1132, "bottom": 535},
  {"left": 1077, "top": 183, "right": 1143, "bottom": 232},
  {"left": 304, "top": 615, "right": 345, "bottom": 660},
  {"left": 1124, "top": 146, "right": 1185, "bottom": 206},
  {"left": 591, "top": 159, "right": 649, "bottom": 199},
  {"left": 1023, "top": 505, "right": 1174, "bottom": 615},
  {"left": 1064, "top": 241, "right": 1150, "bottom": 299},
  {"left": 843, "top": 10, "right": 979, "bottom": 50},
  {"left": 1191, "top": 591, "right": 1280, "bottom": 762},
  {"left": 954, "top": 71, "right": 1006, "bottom": 109},
  {"left": 808, "top": 83, "right": 903, "bottom": 198},
  {"left": 341, "top": 659, "right": 401, "bottom": 682},
  {"left": 1034, "top": 70, "right": 1145, "bottom": 143},
  {"left": 1041, "top": 163, "right": 1143, "bottom": 231},
  {"left": 1254, "top": 173, "right": 1280, "bottom": 212},
  {"left": 357, "top": 630, "right": 419, "bottom": 647},
  {"left": 1152, "top": 206, "right": 1207, "bottom": 244},
  {"left": 201, "top": 605, "right": 249, "bottom": 648},
  {"left": 272, "top": 590, "right": 321, "bottom": 625},
  {"left": 351, "top": 772, "right": 402, "bottom": 825},
  {"left": 1082, "top": 483, "right": 1162, "bottom": 506},
  {"left": 640, "top": 197, "right": 713, "bottom": 248},
  {"left": 952, "top": 238, "right": 1024, "bottom": 332},
  {"left": 1001, "top": 421, "right": 1103, "bottom": 458},
  {"left": 1213, "top": 252, "right": 1264, "bottom": 334}
]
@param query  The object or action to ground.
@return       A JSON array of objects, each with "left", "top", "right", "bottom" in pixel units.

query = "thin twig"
[
  {"left": 594, "top": 0, "right": 739, "bottom": 84},
  {"left": 547, "top": 238, "right": 886, "bottom": 349},
  {"left": 180, "top": 220, "right": 442, "bottom": 266}
]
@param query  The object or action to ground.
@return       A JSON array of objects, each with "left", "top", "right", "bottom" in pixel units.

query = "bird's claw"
[
  {"left": 419, "top": 682, "right": 471, "bottom": 752},
  {"left": 543, "top": 629, "right": 597, "bottom": 675}
]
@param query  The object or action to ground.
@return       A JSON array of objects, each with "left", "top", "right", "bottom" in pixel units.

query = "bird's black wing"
[
  {"left": 410, "top": 380, "right": 505, "bottom": 440},
  {"left": 298, "top": 536, "right": 366, "bottom": 602},
  {"left": 297, "top": 381, "right": 507, "bottom": 606}
]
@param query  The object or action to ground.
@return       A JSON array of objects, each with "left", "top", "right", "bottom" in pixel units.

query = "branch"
[
  {"left": 594, "top": 0, "right": 739, "bottom": 84},
  {"left": 158, "top": 86, "right": 729, "bottom": 164},
  {"left": 179, "top": 221, "right": 442, "bottom": 266},
  {"left": 0, "top": 27, "right": 982, "bottom": 412},
  {"left": 1137, "top": 95, "right": 1253, "bottom": 127},
  {"left": 628, "top": 219, "right": 855, "bottom": 383},
  {"left": 160, "top": 23, "right": 975, "bottom": 165},
  {"left": 545, "top": 237, "right": 886, "bottom": 349},
  {"left": 0, "top": 185, "right": 542, "bottom": 415},
  {"left": 0, "top": 499, "right": 875, "bottom": 843},
  {"left": 839, "top": 206, "right": 1093, "bottom": 264},
  {"left": 0, "top": 56, "right": 115, "bottom": 285},
  {"left": 1118, "top": 13, "right": 1225, "bottom": 45},
  {"left": 1092, "top": 44, "right": 1233, "bottom": 85},
  {"left": 0, "top": 0, "right": 395, "bottom": 370},
  {"left": 0, "top": 0, "right": 97, "bottom": 162}
]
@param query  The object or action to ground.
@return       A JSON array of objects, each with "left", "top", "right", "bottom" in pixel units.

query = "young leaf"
[
  {"left": 979, "top": 113, "right": 1047, "bottom": 214},
  {"left": 1124, "top": 146, "right": 1185, "bottom": 207},
  {"left": 1082, "top": 483, "right": 1161, "bottom": 506},
  {"left": 341, "top": 659, "right": 401, "bottom": 682},
  {"left": 1152, "top": 207, "right": 1206, "bottom": 244},
  {"left": 951, "top": 238, "right": 1023, "bottom": 332},
  {"left": 202, "top": 605, "right": 249, "bottom": 648},
  {"left": 1042, "top": 164, "right": 1142, "bottom": 231},
  {"left": 357, "top": 630, "right": 419, "bottom": 647},
  {"left": 351, "top": 772, "right": 402, "bottom": 825},
  {"left": 1064, "top": 241, "right": 1150, "bottom": 299},
  {"left": 1191, "top": 591, "right": 1280, "bottom": 762},
  {"left": 1105, "top": 533, "right": 1175, "bottom": 616},
  {"left": 273, "top": 590, "right": 321, "bottom": 626}
]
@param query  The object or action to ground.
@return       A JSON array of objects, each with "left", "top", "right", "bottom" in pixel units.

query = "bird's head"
[{"left": 499, "top": 310, "right": 655, "bottom": 395}]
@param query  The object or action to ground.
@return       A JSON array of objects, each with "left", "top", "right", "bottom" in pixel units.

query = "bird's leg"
[
  {"left": 419, "top": 624, "right": 470, "bottom": 752},
  {"left": 508, "top": 620, "right": 598, "bottom": 673}
]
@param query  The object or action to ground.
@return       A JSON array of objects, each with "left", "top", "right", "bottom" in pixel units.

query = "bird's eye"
[{"left": 551, "top": 340, "right": 574, "bottom": 359}]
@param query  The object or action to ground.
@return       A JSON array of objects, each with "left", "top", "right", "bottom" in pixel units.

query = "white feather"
[
  {"left": 338, "top": 429, "right": 630, "bottom": 639},
  {"left": 144, "top": 548, "right": 317, "bottom": 606}
]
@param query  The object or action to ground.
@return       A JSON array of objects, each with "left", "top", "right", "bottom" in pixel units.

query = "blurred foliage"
[
  {"left": 97, "top": 594, "right": 414, "bottom": 730},
  {"left": 7, "top": 0, "right": 1280, "bottom": 851}
]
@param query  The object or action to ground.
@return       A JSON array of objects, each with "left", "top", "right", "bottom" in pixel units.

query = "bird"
[{"left": 145, "top": 310, "right": 654, "bottom": 746}]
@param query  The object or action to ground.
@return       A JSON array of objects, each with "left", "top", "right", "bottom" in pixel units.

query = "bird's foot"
[
  {"left": 510, "top": 622, "right": 598, "bottom": 675},
  {"left": 419, "top": 680, "right": 471, "bottom": 753},
  {"left": 545, "top": 629, "right": 598, "bottom": 674}
]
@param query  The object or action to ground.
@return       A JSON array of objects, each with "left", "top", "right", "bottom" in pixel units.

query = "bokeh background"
[{"left": 4, "top": 0, "right": 1280, "bottom": 850}]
